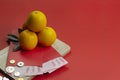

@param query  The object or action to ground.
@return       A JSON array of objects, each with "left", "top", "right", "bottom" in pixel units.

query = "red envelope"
[{"left": 6, "top": 43, "right": 61, "bottom": 66}]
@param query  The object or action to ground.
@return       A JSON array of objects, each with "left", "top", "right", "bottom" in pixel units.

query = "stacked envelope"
[{"left": 0, "top": 39, "right": 71, "bottom": 80}]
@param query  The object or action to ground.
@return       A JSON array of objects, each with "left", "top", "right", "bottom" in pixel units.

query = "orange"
[
  {"left": 38, "top": 27, "right": 57, "bottom": 46},
  {"left": 25, "top": 10, "right": 47, "bottom": 32},
  {"left": 19, "top": 29, "right": 38, "bottom": 50}
]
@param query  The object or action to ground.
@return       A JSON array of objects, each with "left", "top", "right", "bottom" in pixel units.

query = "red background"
[{"left": 0, "top": 0, "right": 120, "bottom": 80}]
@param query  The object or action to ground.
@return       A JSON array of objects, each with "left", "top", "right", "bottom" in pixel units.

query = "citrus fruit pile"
[{"left": 19, "top": 10, "right": 57, "bottom": 50}]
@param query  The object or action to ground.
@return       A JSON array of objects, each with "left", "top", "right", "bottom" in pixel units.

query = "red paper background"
[{"left": 1, "top": 0, "right": 120, "bottom": 80}]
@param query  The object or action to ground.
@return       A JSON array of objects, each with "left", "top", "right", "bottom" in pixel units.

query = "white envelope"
[{"left": 0, "top": 46, "right": 9, "bottom": 70}]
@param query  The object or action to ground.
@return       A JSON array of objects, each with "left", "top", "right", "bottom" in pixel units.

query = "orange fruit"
[
  {"left": 19, "top": 29, "right": 38, "bottom": 50},
  {"left": 38, "top": 27, "right": 57, "bottom": 46},
  {"left": 25, "top": 10, "right": 47, "bottom": 32}
]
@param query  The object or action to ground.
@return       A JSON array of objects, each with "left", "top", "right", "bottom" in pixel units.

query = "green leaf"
[
  {"left": 7, "top": 34, "right": 18, "bottom": 42},
  {"left": 13, "top": 43, "right": 21, "bottom": 52},
  {"left": 18, "top": 28, "right": 23, "bottom": 34}
]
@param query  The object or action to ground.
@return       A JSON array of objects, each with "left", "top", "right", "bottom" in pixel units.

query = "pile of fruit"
[{"left": 18, "top": 10, "right": 57, "bottom": 50}]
